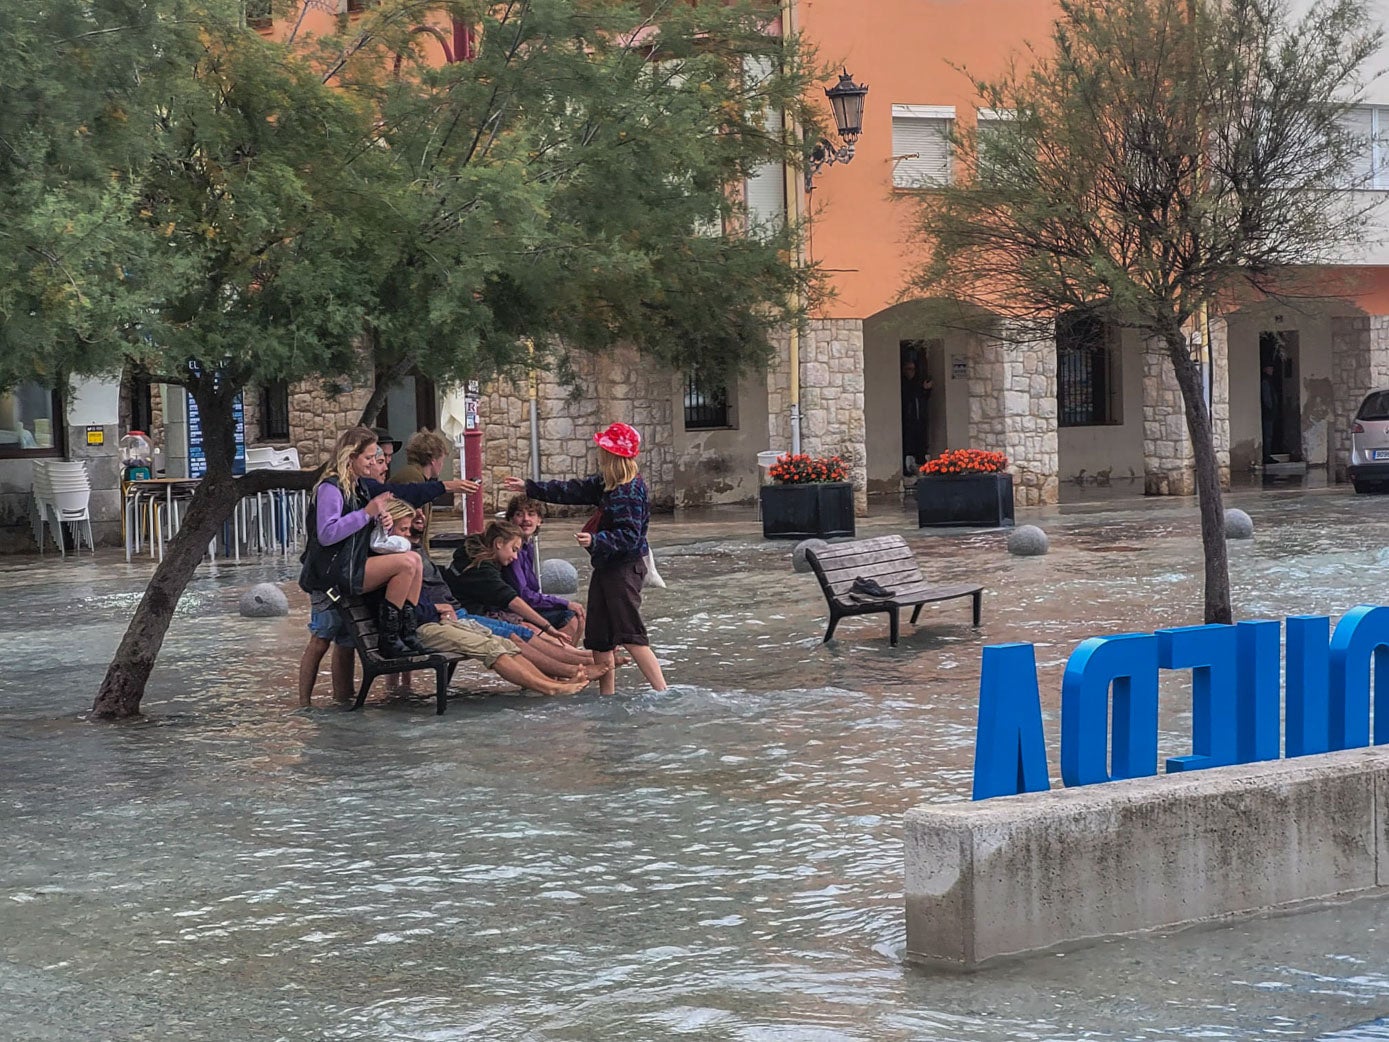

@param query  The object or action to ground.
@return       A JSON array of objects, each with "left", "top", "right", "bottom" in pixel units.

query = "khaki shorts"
[{"left": 419, "top": 620, "right": 520, "bottom": 668}]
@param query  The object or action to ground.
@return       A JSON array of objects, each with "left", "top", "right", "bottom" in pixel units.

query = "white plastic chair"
[
  {"left": 33, "top": 460, "right": 94, "bottom": 557},
  {"left": 243, "top": 445, "right": 304, "bottom": 554}
]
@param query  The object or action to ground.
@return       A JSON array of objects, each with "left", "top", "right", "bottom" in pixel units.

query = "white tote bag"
[{"left": 644, "top": 548, "right": 666, "bottom": 589}]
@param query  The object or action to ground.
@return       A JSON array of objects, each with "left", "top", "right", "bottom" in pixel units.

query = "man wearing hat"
[{"left": 372, "top": 427, "right": 401, "bottom": 477}]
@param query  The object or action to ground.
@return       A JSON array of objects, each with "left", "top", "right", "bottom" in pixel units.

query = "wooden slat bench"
[
  {"left": 805, "top": 534, "right": 983, "bottom": 646},
  {"left": 327, "top": 590, "right": 465, "bottom": 715}
]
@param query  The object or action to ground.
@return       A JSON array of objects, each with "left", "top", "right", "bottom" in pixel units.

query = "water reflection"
[{"left": 2, "top": 487, "right": 1389, "bottom": 1038}]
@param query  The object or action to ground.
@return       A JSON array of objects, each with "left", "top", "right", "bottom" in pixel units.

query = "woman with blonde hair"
[
  {"left": 503, "top": 422, "right": 667, "bottom": 694},
  {"left": 300, "top": 426, "right": 425, "bottom": 658}
]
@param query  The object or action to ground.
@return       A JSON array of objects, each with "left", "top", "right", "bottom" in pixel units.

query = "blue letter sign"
[
  {"left": 970, "top": 607, "right": 1389, "bottom": 800},
  {"left": 972, "top": 643, "right": 1051, "bottom": 800},
  {"left": 1060, "top": 634, "right": 1159, "bottom": 787}
]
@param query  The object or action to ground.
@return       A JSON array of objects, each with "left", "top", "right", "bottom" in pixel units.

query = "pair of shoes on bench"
[{"left": 849, "top": 576, "right": 894, "bottom": 599}]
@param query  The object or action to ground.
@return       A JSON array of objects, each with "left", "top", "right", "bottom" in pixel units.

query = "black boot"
[
  {"left": 399, "top": 601, "right": 427, "bottom": 655},
  {"left": 376, "top": 601, "right": 411, "bottom": 659}
]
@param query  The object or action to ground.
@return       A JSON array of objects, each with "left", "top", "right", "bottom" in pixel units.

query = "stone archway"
[
  {"left": 1222, "top": 297, "right": 1372, "bottom": 482},
  {"left": 863, "top": 300, "right": 1060, "bottom": 507}
]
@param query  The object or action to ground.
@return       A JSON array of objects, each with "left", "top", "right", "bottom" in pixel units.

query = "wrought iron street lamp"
[{"left": 805, "top": 69, "right": 869, "bottom": 192}]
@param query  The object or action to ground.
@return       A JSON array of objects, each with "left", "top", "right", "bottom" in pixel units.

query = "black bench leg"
[
  {"left": 352, "top": 672, "right": 373, "bottom": 712},
  {"left": 910, "top": 604, "right": 924, "bottom": 625},
  {"left": 972, "top": 591, "right": 982, "bottom": 627},
  {"left": 434, "top": 664, "right": 448, "bottom": 716},
  {"left": 824, "top": 609, "right": 842, "bottom": 644},
  {"left": 889, "top": 606, "right": 900, "bottom": 647}
]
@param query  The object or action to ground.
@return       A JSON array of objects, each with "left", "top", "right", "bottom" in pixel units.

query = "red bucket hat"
[{"left": 594, "top": 422, "right": 641, "bottom": 458}]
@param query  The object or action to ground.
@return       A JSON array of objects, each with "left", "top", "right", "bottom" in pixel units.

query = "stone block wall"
[
  {"left": 793, "top": 319, "right": 868, "bottom": 514},
  {"left": 478, "top": 348, "right": 677, "bottom": 515},
  {"left": 1142, "top": 323, "right": 1230, "bottom": 496},
  {"left": 967, "top": 325, "right": 1059, "bottom": 507},
  {"left": 1331, "top": 315, "right": 1389, "bottom": 481}
]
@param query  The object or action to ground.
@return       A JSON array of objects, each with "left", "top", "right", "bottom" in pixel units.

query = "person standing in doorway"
[
  {"left": 1260, "top": 364, "right": 1280, "bottom": 463},
  {"left": 901, "top": 357, "right": 934, "bottom": 475}
]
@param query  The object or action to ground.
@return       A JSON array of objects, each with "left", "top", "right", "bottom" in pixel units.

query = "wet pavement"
[{"left": 4, "top": 484, "right": 1389, "bottom": 1040}]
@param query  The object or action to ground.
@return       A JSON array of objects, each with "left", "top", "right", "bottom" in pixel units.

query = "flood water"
[{"left": 5, "top": 486, "right": 1389, "bottom": 1040}]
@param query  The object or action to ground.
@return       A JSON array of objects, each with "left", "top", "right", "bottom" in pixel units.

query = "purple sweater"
[
  {"left": 314, "top": 482, "right": 371, "bottom": 546},
  {"left": 501, "top": 541, "right": 570, "bottom": 613},
  {"left": 314, "top": 477, "right": 448, "bottom": 546}
]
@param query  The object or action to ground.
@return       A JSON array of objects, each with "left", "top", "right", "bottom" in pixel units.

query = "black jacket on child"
[{"left": 443, "top": 546, "right": 517, "bottom": 616}]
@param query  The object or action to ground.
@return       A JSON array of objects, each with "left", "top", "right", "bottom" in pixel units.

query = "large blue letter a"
[{"left": 972, "top": 643, "right": 1051, "bottom": 800}]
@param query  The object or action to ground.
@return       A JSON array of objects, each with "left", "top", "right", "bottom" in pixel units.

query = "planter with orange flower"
[
  {"left": 761, "top": 453, "right": 855, "bottom": 539},
  {"left": 916, "top": 449, "right": 1015, "bottom": 528}
]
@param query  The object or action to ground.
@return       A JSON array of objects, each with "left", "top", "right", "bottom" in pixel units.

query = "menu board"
[{"left": 187, "top": 389, "right": 246, "bottom": 479}]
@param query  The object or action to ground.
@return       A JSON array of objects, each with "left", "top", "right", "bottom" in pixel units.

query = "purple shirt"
[
  {"left": 314, "top": 482, "right": 371, "bottom": 546},
  {"left": 501, "top": 541, "right": 570, "bottom": 613}
]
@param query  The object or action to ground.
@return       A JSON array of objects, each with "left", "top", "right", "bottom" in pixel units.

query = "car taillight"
[{"left": 1353, "top": 422, "right": 1365, "bottom": 434}]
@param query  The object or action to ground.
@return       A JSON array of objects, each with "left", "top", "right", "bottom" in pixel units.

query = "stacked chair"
[
  {"left": 242, "top": 446, "right": 307, "bottom": 555},
  {"left": 32, "top": 461, "right": 95, "bottom": 557}
]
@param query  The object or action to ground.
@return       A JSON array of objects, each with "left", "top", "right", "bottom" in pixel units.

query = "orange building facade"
[{"left": 473, "top": 0, "right": 1389, "bottom": 515}]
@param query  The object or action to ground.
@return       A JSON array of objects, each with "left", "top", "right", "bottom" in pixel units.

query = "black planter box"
[
  {"left": 761, "top": 481, "right": 856, "bottom": 540},
  {"left": 917, "top": 473, "right": 1015, "bottom": 528}
]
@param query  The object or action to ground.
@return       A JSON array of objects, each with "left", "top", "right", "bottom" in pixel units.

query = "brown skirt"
[{"left": 584, "top": 557, "right": 648, "bottom": 652}]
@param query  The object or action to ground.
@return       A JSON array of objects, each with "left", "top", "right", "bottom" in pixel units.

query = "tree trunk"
[
  {"left": 1164, "top": 328, "right": 1232, "bottom": 625},
  {"left": 359, "top": 352, "right": 415, "bottom": 428},
  {"left": 90, "top": 474, "right": 241, "bottom": 719},
  {"left": 91, "top": 375, "right": 318, "bottom": 720}
]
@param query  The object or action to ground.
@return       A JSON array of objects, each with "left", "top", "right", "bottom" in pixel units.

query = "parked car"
[{"left": 1349, "top": 390, "right": 1389, "bottom": 493}]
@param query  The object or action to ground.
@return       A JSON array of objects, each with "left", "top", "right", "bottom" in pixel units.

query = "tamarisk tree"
[{"left": 909, "top": 0, "right": 1382, "bottom": 623}]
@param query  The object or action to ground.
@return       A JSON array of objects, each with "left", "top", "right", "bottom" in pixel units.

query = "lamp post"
[
  {"left": 785, "top": 68, "right": 869, "bottom": 455},
  {"left": 804, "top": 69, "right": 869, "bottom": 192}
]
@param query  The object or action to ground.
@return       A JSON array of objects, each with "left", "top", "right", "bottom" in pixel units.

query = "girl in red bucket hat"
[{"left": 503, "top": 422, "right": 667, "bottom": 693}]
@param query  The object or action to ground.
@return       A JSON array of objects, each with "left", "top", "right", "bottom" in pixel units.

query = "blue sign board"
[
  {"left": 186, "top": 389, "right": 246, "bottom": 479},
  {"left": 972, "top": 607, "right": 1389, "bottom": 800}
]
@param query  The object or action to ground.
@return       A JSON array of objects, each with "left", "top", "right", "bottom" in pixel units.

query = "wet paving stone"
[{"left": 2, "top": 486, "right": 1389, "bottom": 1039}]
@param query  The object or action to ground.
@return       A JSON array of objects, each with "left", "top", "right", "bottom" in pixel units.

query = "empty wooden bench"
[
  {"left": 805, "top": 534, "right": 983, "bottom": 646},
  {"left": 327, "top": 590, "right": 465, "bottom": 715}
]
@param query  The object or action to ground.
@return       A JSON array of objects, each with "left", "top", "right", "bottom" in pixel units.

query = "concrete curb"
[{"left": 905, "top": 748, "right": 1389, "bottom": 969}]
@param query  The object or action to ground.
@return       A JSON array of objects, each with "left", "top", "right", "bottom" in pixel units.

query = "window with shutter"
[
  {"left": 1342, "top": 105, "right": 1389, "bottom": 190},
  {"left": 744, "top": 56, "right": 786, "bottom": 235},
  {"left": 892, "top": 105, "right": 954, "bottom": 189}
]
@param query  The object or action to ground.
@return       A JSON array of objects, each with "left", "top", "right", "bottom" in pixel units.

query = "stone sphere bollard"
[
  {"left": 792, "top": 538, "right": 829, "bottom": 574},
  {"left": 1006, "top": 525, "right": 1050, "bottom": 556},
  {"left": 1224, "top": 508, "right": 1254, "bottom": 540},
  {"left": 540, "top": 558, "right": 580, "bottom": 595},
  {"left": 238, "top": 582, "right": 289, "bottom": 618}
]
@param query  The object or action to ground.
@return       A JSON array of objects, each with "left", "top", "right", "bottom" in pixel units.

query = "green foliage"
[
  {"left": 0, "top": 0, "right": 190, "bottom": 386},
  {"left": 318, "top": 0, "right": 815, "bottom": 387},
  {"left": 910, "top": 0, "right": 1382, "bottom": 335},
  {"left": 0, "top": 0, "right": 814, "bottom": 441}
]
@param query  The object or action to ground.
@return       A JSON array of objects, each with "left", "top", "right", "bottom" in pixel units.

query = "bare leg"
[
  {"left": 624, "top": 644, "right": 667, "bottom": 691},
  {"left": 330, "top": 644, "right": 356, "bottom": 702},
  {"left": 594, "top": 650, "right": 617, "bottom": 696},
  {"left": 558, "top": 614, "right": 582, "bottom": 644},
  {"left": 492, "top": 655, "right": 588, "bottom": 696},
  {"left": 297, "top": 636, "right": 330, "bottom": 706},
  {"left": 511, "top": 635, "right": 583, "bottom": 679},
  {"left": 533, "top": 635, "right": 602, "bottom": 667},
  {"left": 363, "top": 552, "right": 424, "bottom": 607}
]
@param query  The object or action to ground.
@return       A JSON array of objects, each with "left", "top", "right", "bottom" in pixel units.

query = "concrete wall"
[
  {"left": 1056, "top": 327, "right": 1146, "bottom": 485},
  {"left": 904, "top": 748, "right": 1389, "bottom": 970},
  {"left": 672, "top": 373, "right": 770, "bottom": 507},
  {"left": 0, "top": 376, "right": 122, "bottom": 552}
]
